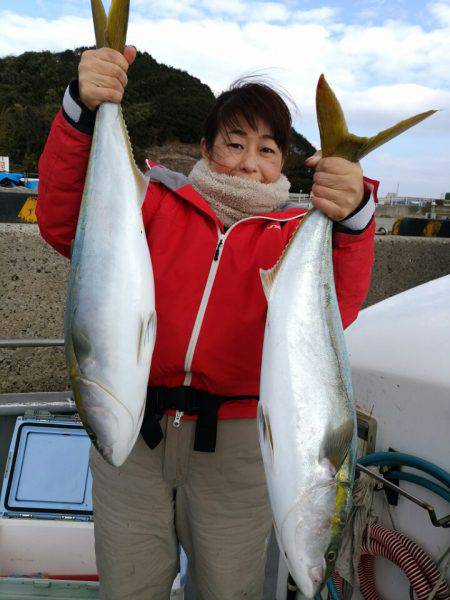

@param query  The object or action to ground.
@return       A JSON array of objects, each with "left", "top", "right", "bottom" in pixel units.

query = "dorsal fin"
[
  {"left": 260, "top": 210, "right": 315, "bottom": 300},
  {"left": 316, "top": 74, "right": 437, "bottom": 161}
]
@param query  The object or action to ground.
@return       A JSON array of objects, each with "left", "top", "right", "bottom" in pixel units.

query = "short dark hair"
[{"left": 203, "top": 78, "right": 293, "bottom": 158}]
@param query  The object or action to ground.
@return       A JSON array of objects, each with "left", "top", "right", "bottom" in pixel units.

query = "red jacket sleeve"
[
  {"left": 36, "top": 111, "right": 93, "bottom": 258},
  {"left": 332, "top": 218, "right": 375, "bottom": 329},
  {"left": 36, "top": 112, "right": 161, "bottom": 259}
]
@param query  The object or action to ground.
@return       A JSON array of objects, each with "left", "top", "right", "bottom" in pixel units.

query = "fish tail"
[
  {"left": 91, "top": 0, "right": 129, "bottom": 52},
  {"left": 91, "top": 0, "right": 107, "bottom": 48},
  {"left": 316, "top": 74, "right": 437, "bottom": 161}
]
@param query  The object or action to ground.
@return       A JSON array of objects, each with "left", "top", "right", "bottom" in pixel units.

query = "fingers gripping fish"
[
  {"left": 65, "top": 0, "right": 156, "bottom": 467},
  {"left": 258, "top": 75, "right": 436, "bottom": 597}
]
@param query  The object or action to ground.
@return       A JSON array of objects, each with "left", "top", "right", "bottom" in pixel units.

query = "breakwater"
[{"left": 1, "top": 223, "right": 450, "bottom": 392}]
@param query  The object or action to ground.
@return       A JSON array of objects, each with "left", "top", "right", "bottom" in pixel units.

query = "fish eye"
[{"left": 326, "top": 550, "right": 336, "bottom": 562}]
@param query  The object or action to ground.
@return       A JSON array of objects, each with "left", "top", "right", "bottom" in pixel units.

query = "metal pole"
[
  {"left": 0, "top": 339, "right": 64, "bottom": 348},
  {"left": 0, "top": 392, "right": 75, "bottom": 415},
  {"left": 356, "top": 463, "right": 449, "bottom": 527}
]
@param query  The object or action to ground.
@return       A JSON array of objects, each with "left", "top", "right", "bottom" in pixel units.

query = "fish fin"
[
  {"left": 106, "top": 0, "right": 129, "bottom": 53},
  {"left": 71, "top": 323, "right": 93, "bottom": 373},
  {"left": 90, "top": 0, "right": 107, "bottom": 48},
  {"left": 257, "top": 404, "right": 275, "bottom": 459},
  {"left": 320, "top": 419, "right": 354, "bottom": 474},
  {"left": 259, "top": 209, "right": 315, "bottom": 300},
  {"left": 259, "top": 266, "right": 278, "bottom": 301},
  {"left": 317, "top": 74, "right": 437, "bottom": 161},
  {"left": 316, "top": 74, "right": 351, "bottom": 158},
  {"left": 356, "top": 110, "right": 438, "bottom": 160},
  {"left": 265, "top": 411, "right": 275, "bottom": 455},
  {"left": 137, "top": 313, "right": 156, "bottom": 363}
]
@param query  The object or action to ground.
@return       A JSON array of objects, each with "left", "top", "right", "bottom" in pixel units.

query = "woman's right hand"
[{"left": 78, "top": 45, "right": 137, "bottom": 111}]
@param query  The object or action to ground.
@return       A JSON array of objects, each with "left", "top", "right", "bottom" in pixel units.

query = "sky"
[{"left": 1, "top": 0, "right": 449, "bottom": 198}]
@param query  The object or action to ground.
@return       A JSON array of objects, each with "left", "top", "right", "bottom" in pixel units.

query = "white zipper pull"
[{"left": 173, "top": 410, "right": 184, "bottom": 428}]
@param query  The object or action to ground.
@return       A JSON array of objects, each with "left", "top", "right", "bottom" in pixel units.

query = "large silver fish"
[
  {"left": 258, "top": 75, "right": 436, "bottom": 597},
  {"left": 65, "top": 0, "right": 155, "bottom": 467}
]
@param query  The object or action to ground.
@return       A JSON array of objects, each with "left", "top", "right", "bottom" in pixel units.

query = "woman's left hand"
[{"left": 305, "top": 151, "right": 364, "bottom": 221}]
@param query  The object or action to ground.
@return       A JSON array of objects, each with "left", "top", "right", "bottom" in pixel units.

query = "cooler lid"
[
  {"left": 0, "top": 577, "right": 99, "bottom": 598},
  {"left": 0, "top": 417, "right": 93, "bottom": 520}
]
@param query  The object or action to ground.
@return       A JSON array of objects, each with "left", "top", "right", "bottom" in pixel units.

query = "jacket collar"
[{"left": 145, "top": 160, "right": 306, "bottom": 229}]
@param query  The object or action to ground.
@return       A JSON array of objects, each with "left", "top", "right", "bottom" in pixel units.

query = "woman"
[{"left": 37, "top": 45, "right": 376, "bottom": 600}]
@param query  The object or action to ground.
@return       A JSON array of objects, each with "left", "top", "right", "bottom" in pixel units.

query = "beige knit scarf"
[{"left": 188, "top": 159, "right": 291, "bottom": 227}]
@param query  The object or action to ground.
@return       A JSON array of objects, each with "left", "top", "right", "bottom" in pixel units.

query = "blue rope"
[
  {"left": 358, "top": 452, "right": 450, "bottom": 489},
  {"left": 326, "top": 577, "right": 341, "bottom": 600}
]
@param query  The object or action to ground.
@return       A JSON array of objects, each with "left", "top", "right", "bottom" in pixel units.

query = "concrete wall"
[
  {"left": 1, "top": 224, "right": 68, "bottom": 393},
  {"left": 364, "top": 235, "right": 450, "bottom": 307},
  {"left": 375, "top": 204, "right": 427, "bottom": 218},
  {"left": 1, "top": 224, "right": 450, "bottom": 392}
]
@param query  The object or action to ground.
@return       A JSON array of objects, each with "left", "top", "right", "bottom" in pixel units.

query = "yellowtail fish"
[
  {"left": 257, "top": 75, "right": 436, "bottom": 597},
  {"left": 65, "top": 0, "right": 156, "bottom": 467}
]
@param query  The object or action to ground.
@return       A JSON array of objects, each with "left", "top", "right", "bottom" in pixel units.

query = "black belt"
[{"left": 141, "top": 386, "right": 258, "bottom": 452}]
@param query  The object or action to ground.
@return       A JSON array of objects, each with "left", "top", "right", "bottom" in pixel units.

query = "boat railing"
[
  {"left": 1, "top": 338, "right": 73, "bottom": 415},
  {"left": 0, "top": 339, "right": 64, "bottom": 348}
]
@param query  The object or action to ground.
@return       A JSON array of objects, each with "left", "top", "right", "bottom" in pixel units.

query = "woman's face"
[{"left": 200, "top": 117, "right": 283, "bottom": 184}]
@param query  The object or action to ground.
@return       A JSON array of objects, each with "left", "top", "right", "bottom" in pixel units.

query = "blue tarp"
[
  {"left": 0, "top": 172, "right": 23, "bottom": 187},
  {"left": 26, "top": 179, "right": 39, "bottom": 190}
]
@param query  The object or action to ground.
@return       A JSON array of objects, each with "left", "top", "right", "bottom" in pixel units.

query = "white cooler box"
[{"left": 0, "top": 414, "right": 186, "bottom": 598}]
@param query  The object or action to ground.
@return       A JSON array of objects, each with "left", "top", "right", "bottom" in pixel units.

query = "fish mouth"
[
  {"left": 309, "top": 564, "right": 325, "bottom": 593},
  {"left": 287, "top": 563, "right": 325, "bottom": 599},
  {"left": 76, "top": 376, "right": 135, "bottom": 466}
]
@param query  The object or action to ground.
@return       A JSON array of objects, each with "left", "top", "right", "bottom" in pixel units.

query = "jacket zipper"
[
  {"left": 183, "top": 225, "right": 224, "bottom": 387},
  {"left": 181, "top": 212, "right": 305, "bottom": 392}
]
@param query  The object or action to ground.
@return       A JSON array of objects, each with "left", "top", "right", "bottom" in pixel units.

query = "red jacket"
[{"left": 37, "top": 111, "right": 377, "bottom": 419}]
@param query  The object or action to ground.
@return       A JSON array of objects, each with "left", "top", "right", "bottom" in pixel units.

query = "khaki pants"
[{"left": 89, "top": 416, "right": 272, "bottom": 600}]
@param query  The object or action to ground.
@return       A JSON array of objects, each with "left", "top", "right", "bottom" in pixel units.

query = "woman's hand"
[
  {"left": 78, "top": 45, "right": 137, "bottom": 111},
  {"left": 305, "top": 151, "right": 364, "bottom": 221}
]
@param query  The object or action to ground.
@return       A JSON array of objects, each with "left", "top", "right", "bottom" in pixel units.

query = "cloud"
[
  {"left": 292, "top": 7, "right": 337, "bottom": 23},
  {"left": 0, "top": 1, "right": 449, "bottom": 196},
  {"left": 132, "top": 0, "right": 292, "bottom": 22},
  {"left": 0, "top": 11, "right": 92, "bottom": 54},
  {"left": 429, "top": 1, "right": 450, "bottom": 26},
  {"left": 362, "top": 150, "right": 450, "bottom": 198}
]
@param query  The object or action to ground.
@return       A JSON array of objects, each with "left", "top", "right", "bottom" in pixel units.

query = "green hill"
[{"left": 0, "top": 48, "right": 315, "bottom": 192}]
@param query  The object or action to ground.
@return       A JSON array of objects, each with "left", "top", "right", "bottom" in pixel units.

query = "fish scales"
[
  {"left": 65, "top": 101, "right": 156, "bottom": 468},
  {"left": 259, "top": 209, "right": 355, "bottom": 598}
]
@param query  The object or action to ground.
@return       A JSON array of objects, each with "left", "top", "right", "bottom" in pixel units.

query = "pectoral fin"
[
  {"left": 320, "top": 419, "right": 354, "bottom": 474},
  {"left": 257, "top": 404, "right": 275, "bottom": 461},
  {"left": 137, "top": 312, "right": 156, "bottom": 363}
]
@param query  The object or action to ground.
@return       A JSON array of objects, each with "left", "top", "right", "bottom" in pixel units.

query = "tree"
[
  {"left": 0, "top": 47, "right": 315, "bottom": 194},
  {"left": 283, "top": 130, "right": 316, "bottom": 193}
]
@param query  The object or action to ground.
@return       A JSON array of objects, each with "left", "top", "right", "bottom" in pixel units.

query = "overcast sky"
[{"left": 1, "top": 0, "right": 449, "bottom": 198}]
